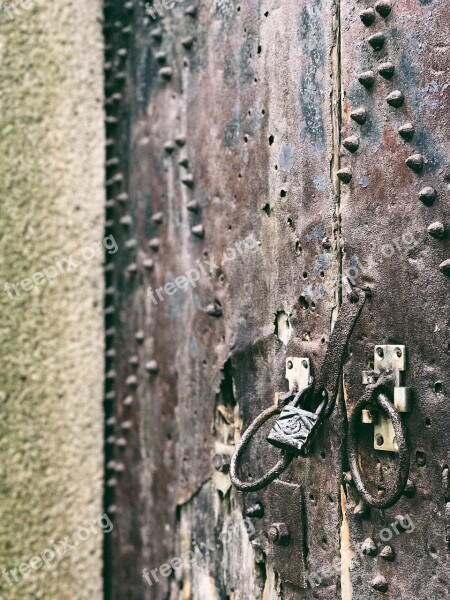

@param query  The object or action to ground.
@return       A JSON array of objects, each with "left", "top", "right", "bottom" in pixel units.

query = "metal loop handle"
[
  {"left": 347, "top": 385, "right": 410, "bottom": 509},
  {"left": 230, "top": 404, "right": 294, "bottom": 492}
]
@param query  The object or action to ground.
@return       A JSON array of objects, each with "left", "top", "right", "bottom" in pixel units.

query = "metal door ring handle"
[
  {"left": 230, "top": 404, "right": 294, "bottom": 492},
  {"left": 347, "top": 387, "right": 410, "bottom": 509}
]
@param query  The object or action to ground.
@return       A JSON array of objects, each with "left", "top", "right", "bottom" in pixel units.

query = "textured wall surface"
[{"left": 0, "top": 1, "right": 104, "bottom": 598}]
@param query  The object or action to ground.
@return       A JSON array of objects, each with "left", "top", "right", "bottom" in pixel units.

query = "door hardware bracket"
[
  {"left": 285, "top": 357, "right": 312, "bottom": 391},
  {"left": 274, "top": 357, "right": 311, "bottom": 405},
  {"left": 362, "top": 345, "right": 412, "bottom": 452}
]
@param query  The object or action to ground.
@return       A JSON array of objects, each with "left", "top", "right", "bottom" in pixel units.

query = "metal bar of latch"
[{"left": 362, "top": 344, "right": 412, "bottom": 452}]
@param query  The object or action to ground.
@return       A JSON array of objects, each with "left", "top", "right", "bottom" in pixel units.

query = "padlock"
[{"left": 267, "top": 387, "right": 328, "bottom": 456}]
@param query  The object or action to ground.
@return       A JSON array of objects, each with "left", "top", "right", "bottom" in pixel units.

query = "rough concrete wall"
[{"left": 0, "top": 1, "right": 104, "bottom": 599}]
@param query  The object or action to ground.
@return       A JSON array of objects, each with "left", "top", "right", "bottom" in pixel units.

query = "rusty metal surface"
[
  {"left": 103, "top": 0, "right": 449, "bottom": 598},
  {"left": 103, "top": 0, "right": 345, "bottom": 598},
  {"left": 340, "top": 0, "right": 450, "bottom": 597}
]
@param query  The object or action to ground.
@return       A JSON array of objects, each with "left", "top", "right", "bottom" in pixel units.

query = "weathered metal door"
[{"left": 103, "top": 0, "right": 449, "bottom": 598}]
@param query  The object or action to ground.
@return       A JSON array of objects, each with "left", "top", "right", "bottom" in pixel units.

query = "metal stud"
[
  {"left": 135, "top": 330, "right": 145, "bottom": 342},
  {"left": 185, "top": 5, "right": 197, "bottom": 16},
  {"left": 175, "top": 136, "right": 186, "bottom": 147},
  {"left": 206, "top": 302, "right": 223, "bottom": 317},
  {"left": 358, "top": 70, "right": 375, "bottom": 88},
  {"left": 116, "top": 437, "right": 127, "bottom": 448},
  {"left": 361, "top": 538, "right": 378, "bottom": 556},
  {"left": 148, "top": 238, "right": 161, "bottom": 251},
  {"left": 386, "top": 90, "right": 404, "bottom": 107},
  {"left": 127, "top": 263, "right": 138, "bottom": 274},
  {"left": 372, "top": 575, "right": 388, "bottom": 592},
  {"left": 106, "top": 327, "right": 116, "bottom": 339},
  {"left": 182, "top": 174, "right": 195, "bottom": 187},
  {"left": 343, "top": 471, "right": 353, "bottom": 484},
  {"left": 106, "top": 370, "right": 116, "bottom": 381},
  {"left": 378, "top": 61, "right": 395, "bottom": 79},
  {"left": 337, "top": 168, "right": 353, "bottom": 183},
  {"left": 350, "top": 107, "right": 367, "bottom": 124},
  {"left": 427, "top": 222, "right": 445, "bottom": 239},
  {"left": 129, "top": 356, "right": 139, "bottom": 366},
  {"left": 354, "top": 500, "right": 370, "bottom": 517},
  {"left": 403, "top": 479, "right": 416, "bottom": 498},
  {"left": 159, "top": 67, "right": 173, "bottom": 81},
  {"left": 106, "top": 418, "right": 116, "bottom": 427},
  {"left": 121, "top": 421, "right": 133, "bottom": 430},
  {"left": 105, "top": 391, "right": 115, "bottom": 401},
  {"left": 151, "top": 28, "right": 163, "bottom": 42},
  {"left": 155, "top": 51, "right": 166, "bottom": 64},
  {"left": 186, "top": 200, "right": 199, "bottom": 212},
  {"left": 360, "top": 8, "right": 376, "bottom": 26},
  {"left": 368, "top": 33, "right": 386, "bottom": 51},
  {"left": 106, "top": 478, "right": 118, "bottom": 488},
  {"left": 164, "top": 141, "right": 175, "bottom": 154},
  {"left": 191, "top": 224, "right": 205, "bottom": 238},
  {"left": 143, "top": 258, "right": 155, "bottom": 270},
  {"left": 120, "top": 215, "right": 132, "bottom": 226},
  {"left": 179, "top": 157, "right": 189, "bottom": 168},
  {"left": 398, "top": 122, "right": 415, "bottom": 141},
  {"left": 123, "top": 395, "right": 134, "bottom": 406},
  {"left": 268, "top": 523, "right": 290, "bottom": 546},
  {"left": 213, "top": 453, "right": 230, "bottom": 473},
  {"left": 151, "top": 211, "right": 164, "bottom": 224},
  {"left": 181, "top": 36, "right": 194, "bottom": 50},
  {"left": 380, "top": 545, "right": 395, "bottom": 561},
  {"left": 117, "top": 192, "right": 129, "bottom": 203},
  {"left": 125, "top": 238, "right": 137, "bottom": 249},
  {"left": 106, "top": 157, "right": 120, "bottom": 168},
  {"left": 107, "top": 505, "right": 117, "bottom": 516},
  {"left": 439, "top": 259, "right": 450, "bottom": 276},
  {"left": 343, "top": 135, "right": 360, "bottom": 153},
  {"left": 405, "top": 153, "right": 424, "bottom": 173},
  {"left": 145, "top": 360, "right": 159, "bottom": 373},
  {"left": 126, "top": 375, "right": 138, "bottom": 388},
  {"left": 375, "top": 0, "right": 392, "bottom": 18},
  {"left": 418, "top": 186, "right": 437, "bottom": 206}
]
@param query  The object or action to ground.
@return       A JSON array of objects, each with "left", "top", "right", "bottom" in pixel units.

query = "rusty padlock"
[{"left": 267, "top": 387, "right": 328, "bottom": 456}]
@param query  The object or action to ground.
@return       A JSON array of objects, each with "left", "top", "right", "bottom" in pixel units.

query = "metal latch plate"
[
  {"left": 373, "top": 345, "right": 406, "bottom": 452},
  {"left": 285, "top": 357, "right": 311, "bottom": 390}
]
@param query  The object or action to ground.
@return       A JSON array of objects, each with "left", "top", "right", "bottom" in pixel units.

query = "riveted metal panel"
[
  {"left": 340, "top": 0, "right": 450, "bottom": 598},
  {"left": 103, "top": 0, "right": 346, "bottom": 598},
  {"left": 103, "top": 1, "right": 449, "bottom": 598}
]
